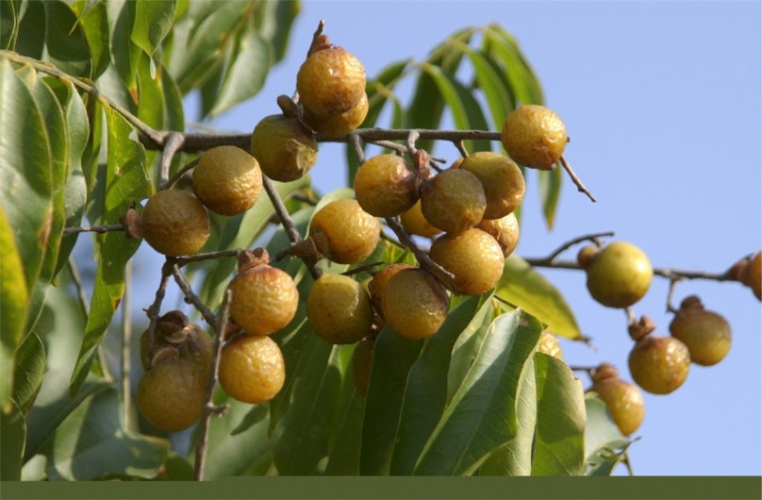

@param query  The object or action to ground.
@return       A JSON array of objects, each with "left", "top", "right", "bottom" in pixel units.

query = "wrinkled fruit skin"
[
  {"left": 307, "top": 273, "right": 374, "bottom": 344},
  {"left": 628, "top": 335, "right": 690, "bottom": 395},
  {"left": 421, "top": 169, "right": 486, "bottom": 234},
  {"left": 501, "top": 105, "right": 567, "bottom": 170},
  {"left": 305, "top": 93, "right": 368, "bottom": 138},
  {"left": 229, "top": 264, "right": 299, "bottom": 336},
  {"left": 354, "top": 154, "right": 419, "bottom": 217},
  {"left": 382, "top": 269, "right": 450, "bottom": 340},
  {"left": 537, "top": 330, "right": 564, "bottom": 361},
  {"left": 137, "top": 358, "right": 206, "bottom": 432},
  {"left": 477, "top": 212, "right": 520, "bottom": 257},
  {"left": 140, "top": 322, "right": 213, "bottom": 374},
  {"left": 368, "top": 263, "right": 415, "bottom": 320},
  {"left": 591, "top": 374, "right": 645, "bottom": 437},
  {"left": 460, "top": 152, "right": 525, "bottom": 220},
  {"left": 251, "top": 114, "right": 318, "bottom": 182},
  {"left": 141, "top": 190, "right": 210, "bottom": 257},
  {"left": 309, "top": 199, "right": 381, "bottom": 264},
  {"left": 749, "top": 251, "right": 762, "bottom": 300},
  {"left": 586, "top": 241, "right": 653, "bottom": 308},
  {"left": 669, "top": 301, "right": 731, "bottom": 366},
  {"left": 192, "top": 146, "right": 263, "bottom": 215},
  {"left": 351, "top": 337, "right": 375, "bottom": 397},
  {"left": 297, "top": 47, "right": 366, "bottom": 118},
  {"left": 218, "top": 334, "right": 285, "bottom": 404},
  {"left": 429, "top": 228, "right": 505, "bottom": 296},
  {"left": 400, "top": 200, "right": 442, "bottom": 238}
]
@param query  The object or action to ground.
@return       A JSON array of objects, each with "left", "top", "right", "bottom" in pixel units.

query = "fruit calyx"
[
  {"left": 591, "top": 363, "right": 620, "bottom": 383},
  {"left": 237, "top": 248, "right": 270, "bottom": 273},
  {"left": 628, "top": 315, "right": 657, "bottom": 341}
]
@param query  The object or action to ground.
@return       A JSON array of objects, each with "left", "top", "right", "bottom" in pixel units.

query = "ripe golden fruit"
[
  {"left": 297, "top": 47, "right": 366, "bottom": 118},
  {"left": 382, "top": 268, "right": 450, "bottom": 340},
  {"left": 309, "top": 199, "right": 381, "bottom": 264},
  {"left": 137, "top": 357, "right": 206, "bottom": 432},
  {"left": 192, "top": 146, "right": 263, "bottom": 215},
  {"left": 368, "top": 263, "right": 415, "bottom": 318},
  {"left": 307, "top": 273, "right": 374, "bottom": 344},
  {"left": 628, "top": 334, "right": 690, "bottom": 395},
  {"left": 477, "top": 212, "right": 520, "bottom": 257},
  {"left": 400, "top": 200, "right": 443, "bottom": 238},
  {"left": 228, "top": 250, "right": 299, "bottom": 336},
  {"left": 460, "top": 152, "right": 525, "bottom": 219},
  {"left": 669, "top": 296, "right": 731, "bottom": 366},
  {"left": 429, "top": 228, "right": 504, "bottom": 296},
  {"left": 590, "top": 364, "right": 645, "bottom": 437},
  {"left": 501, "top": 105, "right": 567, "bottom": 170},
  {"left": 351, "top": 337, "right": 375, "bottom": 397},
  {"left": 218, "top": 334, "right": 285, "bottom": 404},
  {"left": 354, "top": 154, "right": 419, "bottom": 217},
  {"left": 537, "top": 330, "right": 564, "bottom": 361},
  {"left": 305, "top": 92, "right": 368, "bottom": 138},
  {"left": 141, "top": 190, "right": 210, "bottom": 257},
  {"left": 420, "top": 169, "right": 486, "bottom": 233},
  {"left": 748, "top": 251, "right": 761, "bottom": 300},
  {"left": 585, "top": 241, "right": 653, "bottom": 308},
  {"left": 251, "top": 114, "right": 318, "bottom": 182}
]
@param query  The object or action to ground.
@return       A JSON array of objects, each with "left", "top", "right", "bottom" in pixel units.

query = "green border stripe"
[{"left": 2, "top": 477, "right": 761, "bottom": 500}]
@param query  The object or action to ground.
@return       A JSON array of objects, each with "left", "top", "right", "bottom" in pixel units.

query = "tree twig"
[
  {"left": 532, "top": 231, "right": 615, "bottom": 265},
  {"left": 63, "top": 224, "right": 125, "bottom": 235},
  {"left": 121, "top": 261, "right": 134, "bottom": 429},
  {"left": 559, "top": 155, "right": 596, "bottom": 202},
  {"left": 159, "top": 132, "right": 186, "bottom": 187},
  {"left": 143, "top": 261, "right": 173, "bottom": 368},
  {"left": 170, "top": 264, "right": 218, "bottom": 328},
  {"left": 384, "top": 217, "right": 455, "bottom": 286}
]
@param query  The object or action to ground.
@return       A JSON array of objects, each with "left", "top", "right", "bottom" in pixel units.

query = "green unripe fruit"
[
  {"left": 585, "top": 242, "right": 653, "bottom": 308},
  {"left": 669, "top": 296, "right": 731, "bottom": 366},
  {"left": 628, "top": 334, "right": 690, "bottom": 395}
]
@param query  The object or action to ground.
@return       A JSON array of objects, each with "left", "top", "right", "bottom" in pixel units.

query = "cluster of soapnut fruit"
[{"left": 133, "top": 34, "right": 761, "bottom": 440}]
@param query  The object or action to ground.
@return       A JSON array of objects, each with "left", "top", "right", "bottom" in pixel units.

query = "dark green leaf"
[
  {"left": 69, "top": 106, "right": 149, "bottom": 397},
  {"left": 1, "top": 0, "right": 18, "bottom": 50},
  {"left": 483, "top": 25, "right": 544, "bottom": 105},
  {"left": 255, "top": 0, "right": 300, "bottom": 64},
  {"left": 107, "top": 0, "right": 140, "bottom": 98},
  {"left": 72, "top": 0, "right": 110, "bottom": 80},
  {"left": 160, "top": 67, "right": 185, "bottom": 132},
  {"left": 82, "top": 98, "right": 105, "bottom": 226},
  {"left": 406, "top": 70, "right": 445, "bottom": 154},
  {"left": 583, "top": 393, "right": 630, "bottom": 475},
  {"left": 210, "top": 27, "right": 270, "bottom": 117},
  {"left": 45, "top": 387, "right": 168, "bottom": 480},
  {"left": 413, "top": 311, "right": 542, "bottom": 475},
  {"left": 0, "top": 400, "right": 25, "bottom": 480},
  {"left": 12, "top": 332, "right": 45, "bottom": 414},
  {"left": 360, "top": 328, "right": 424, "bottom": 475},
  {"left": 531, "top": 353, "right": 585, "bottom": 476},
  {"left": 497, "top": 256, "right": 582, "bottom": 340},
  {"left": 325, "top": 390, "right": 366, "bottom": 475},
  {"left": 390, "top": 294, "right": 491, "bottom": 475},
  {"left": 42, "top": 1, "right": 91, "bottom": 77},
  {"left": 132, "top": 0, "right": 176, "bottom": 56},
  {"left": 162, "top": 452, "right": 195, "bottom": 481},
  {"left": 15, "top": 0, "right": 46, "bottom": 60}
]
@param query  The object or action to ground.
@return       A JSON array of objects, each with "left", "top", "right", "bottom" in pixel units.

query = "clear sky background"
[{"left": 128, "top": 0, "right": 761, "bottom": 476}]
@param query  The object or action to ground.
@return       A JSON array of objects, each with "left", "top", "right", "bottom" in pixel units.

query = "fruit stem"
[
  {"left": 559, "top": 155, "right": 596, "bottom": 203},
  {"left": 531, "top": 231, "right": 615, "bottom": 265},
  {"left": 384, "top": 217, "right": 456, "bottom": 287},
  {"left": 159, "top": 132, "right": 185, "bottom": 186},
  {"left": 143, "top": 261, "right": 174, "bottom": 369},
  {"left": 160, "top": 157, "right": 200, "bottom": 191},
  {"left": 665, "top": 277, "right": 683, "bottom": 313},
  {"left": 170, "top": 263, "right": 219, "bottom": 328}
]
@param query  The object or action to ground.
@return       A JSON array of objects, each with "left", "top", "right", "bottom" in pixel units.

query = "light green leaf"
[
  {"left": 107, "top": 0, "right": 140, "bottom": 97},
  {"left": 69, "top": 105, "right": 149, "bottom": 397},
  {"left": 497, "top": 256, "right": 582, "bottom": 340},
  {"left": 539, "top": 164, "right": 563, "bottom": 230},
  {"left": 531, "top": 353, "right": 586, "bottom": 476},
  {"left": 72, "top": 0, "right": 110, "bottom": 80},
  {"left": 483, "top": 25, "right": 544, "bottom": 106},
  {"left": 584, "top": 393, "right": 631, "bottom": 475},
  {"left": 131, "top": 0, "right": 176, "bottom": 56},
  {"left": 136, "top": 52, "right": 164, "bottom": 131},
  {"left": 0, "top": 400, "right": 25, "bottom": 480},
  {"left": 160, "top": 66, "right": 185, "bottom": 132},
  {"left": 12, "top": 332, "right": 45, "bottom": 414},
  {"left": 255, "top": 0, "right": 300, "bottom": 64}
]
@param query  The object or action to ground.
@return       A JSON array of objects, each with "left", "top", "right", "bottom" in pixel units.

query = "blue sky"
[{"left": 133, "top": 1, "right": 761, "bottom": 475}]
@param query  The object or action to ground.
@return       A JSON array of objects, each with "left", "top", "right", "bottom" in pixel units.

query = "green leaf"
[
  {"left": 136, "top": 52, "right": 164, "bottom": 131},
  {"left": 107, "top": 0, "right": 140, "bottom": 98},
  {"left": 360, "top": 328, "right": 424, "bottom": 475},
  {"left": 271, "top": 338, "right": 346, "bottom": 475},
  {"left": 160, "top": 67, "right": 185, "bottom": 132},
  {"left": 406, "top": 70, "right": 445, "bottom": 154},
  {"left": 531, "top": 353, "right": 585, "bottom": 476},
  {"left": 497, "top": 256, "right": 582, "bottom": 340},
  {"left": 210, "top": 27, "right": 270, "bottom": 117},
  {"left": 583, "top": 393, "right": 630, "bottom": 476},
  {"left": 14, "top": 0, "right": 46, "bottom": 60},
  {"left": 389, "top": 294, "right": 491, "bottom": 475},
  {"left": 483, "top": 25, "right": 544, "bottom": 105},
  {"left": 69, "top": 105, "right": 149, "bottom": 397},
  {"left": 0, "top": 400, "right": 25, "bottom": 480},
  {"left": 0, "top": 206, "right": 28, "bottom": 410},
  {"left": 413, "top": 310, "right": 542, "bottom": 475},
  {"left": 131, "top": 0, "right": 177, "bottom": 56},
  {"left": 12, "top": 332, "right": 46, "bottom": 414},
  {"left": 538, "top": 164, "right": 563, "bottom": 230},
  {"left": 1, "top": 0, "right": 19, "bottom": 50},
  {"left": 45, "top": 387, "right": 168, "bottom": 480},
  {"left": 255, "top": 0, "right": 300, "bottom": 64},
  {"left": 72, "top": 0, "right": 110, "bottom": 80},
  {"left": 324, "top": 390, "right": 366, "bottom": 475},
  {"left": 42, "top": 1, "right": 91, "bottom": 77}
]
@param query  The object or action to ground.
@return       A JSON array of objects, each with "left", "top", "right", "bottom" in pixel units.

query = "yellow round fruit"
[
  {"left": 251, "top": 114, "right": 318, "bottom": 182},
  {"left": 400, "top": 200, "right": 443, "bottom": 238},
  {"left": 141, "top": 190, "right": 210, "bottom": 257},
  {"left": 537, "top": 330, "right": 564, "bottom": 361},
  {"left": 429, "top": 228, "right": 504, "bottom": 296},
  {"left": 585, "top": 241, "right": 653, "bottom": 308},
  {"left": 368, "top": 263, "right": 415, "bottom": 318},
  {"left": 354, "top": 154, "right": 419, "bottom": 217},
  {"left": 477, "top": 212, "right": 520, "bottom": 257},
  {"left": 228, "top": 259, "right": 299, "bottom": 336},
  {"left": 590, "top": 364, "right": 645, "bottom": 437},
  {"left": 460, "top": 152, "right": 525, "bottom": 219},
  {"left": 669, "top": 296, "right": 731, "bottom": 366},
  {"left": 628, "top": 334, "right": 690, "bottom": 395},
  {"left": 137, "top": 357, "right": 206, "bottom": 432},
  {"left": 307, "top": 273, "right": 374, "bottom": 344},
  {"left": 309, "top": 199, "right": 381, "bottom": 264},
  {"left": 382, "top": 268, "right": 450, "bottom": 340},
  {"left": 420, "top": 169, "right": 486, "bottom": 234},
  {"left": 305, "top": 93, "right": 368, "bottom": 138},
  {"left": 297, "top": 47, "right": 366, "bottom": 118},
  {"left": 192, "top": 146, "right": 263, "bottom": 215},
  {"left": 218, "top": 334, "right": 285, "bottom": 404},
  {"left": 501, "top": 105, "right": 567, "bottom": 170}
]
